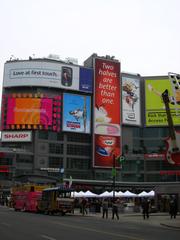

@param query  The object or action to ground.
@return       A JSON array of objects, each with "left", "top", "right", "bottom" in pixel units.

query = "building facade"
[{"left": 0, "top": 54, "right": 180, "bottom": 195}]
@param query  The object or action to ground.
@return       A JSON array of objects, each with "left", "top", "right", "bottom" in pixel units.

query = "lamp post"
[
  {"left": 112, "top": 154, "right": 116, "bottom": 200},
  {"left": 12, "top": 148, "right": 17, "bottom": 185}
]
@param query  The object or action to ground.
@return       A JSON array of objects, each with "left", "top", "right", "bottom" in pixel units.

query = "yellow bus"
[{"left": 37, "top": 186, "right": 74, "bottom": 215}]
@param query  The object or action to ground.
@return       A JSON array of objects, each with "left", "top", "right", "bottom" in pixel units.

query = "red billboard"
[{"left": 93, "top": 58, "right": 121, "bottom": 168}]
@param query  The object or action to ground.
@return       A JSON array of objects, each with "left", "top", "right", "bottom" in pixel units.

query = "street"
[{"left": 0, "top": 206, "right": 179, "bottom": 240}]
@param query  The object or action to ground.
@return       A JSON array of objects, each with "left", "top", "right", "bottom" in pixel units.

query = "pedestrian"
[
  {"left": 112, "top": 199, "right": 119, "bottom": 220},
  {"left": 169, "top": 196, "right": 178, "bottom": 219},
  {"left": 81, "top": 198, "right": 88, "bottom": 216},
  {"left": 141, "top": 198, "right": 150, "bottom": 219},
  {"left": 102, "top": 198, "right": 109, "bottom": 219}
]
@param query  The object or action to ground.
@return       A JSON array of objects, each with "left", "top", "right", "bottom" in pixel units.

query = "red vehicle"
[{"left": 12, "top": 190, "right": 42, "bottom": 212}]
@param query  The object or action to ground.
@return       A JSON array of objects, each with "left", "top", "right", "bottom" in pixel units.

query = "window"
[
  {"left": 49, "top": 157, "right": 63, "bottom": 168},
  {"left": 38, "top": 131, "right": 48, "bottom": 140},
  {"left": 67, "top": 144, "right": 91, "bottom": 156},
  {"left": 49, "top": 143, "right": 63, "bottom": 154},
  {"left": 67, "top": 158, "right": 90, "bottom": 169}
]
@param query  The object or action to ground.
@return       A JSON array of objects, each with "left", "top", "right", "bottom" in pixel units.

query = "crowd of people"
[{"left": 76, "top": 195, "right": 179, "bottom": 220}]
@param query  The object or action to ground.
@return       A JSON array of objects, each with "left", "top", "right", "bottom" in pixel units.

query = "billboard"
[
  {"left": 93, "top": 58, "right": 121, "bottom": 168},
  {"left": 1, "top": 94, "right": 61, "bottom": 132},
  {"left": 63, "top": 93, "right": 91, "bottom": 133},
  {"left": 122, "top": 76, "right": 141, "bottom": 125},
  {"left": 4, "top": 61, "right": 85, "bottom": 91},
  {"left": 95, "top": 135, "right": 120, "bottom": 168},
  {"left": 6, "top": 97, "right": 53, "bottom": 125},
  {"left": 1, "top": 131, "right": 32, "bottom": 142},
  {"left": 145, "top": 78, "right": 180, "bottom": 126},
  {"left": 79, "top": 67, "right": 93, "bottom": 93}
]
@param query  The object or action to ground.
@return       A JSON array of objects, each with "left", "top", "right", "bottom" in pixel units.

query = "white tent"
[
  {"left": 116, "top": 191, "right": 125, "bottom": 197},
  {"left": 147, "top": 190, "right": 155, "bottom": 197},
  {"left": 123, "top": 190, "right": 137, "bottom": 197},
  {"left": 138, "top": 191, "right": 148, "bottom": 197},
  {"left": 138, "top": 190, "right": 155, "bottom": 198},
  {"left": 72, "top": 191, "right": 85, "bottom": 198},
  {"left": 99, "top": 191, "right": 111, "bottom": 198},
  {"left": 84, "top": 190, "right": 98, "bottom": 198}
]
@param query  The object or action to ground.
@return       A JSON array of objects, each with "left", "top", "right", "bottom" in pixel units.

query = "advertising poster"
[
  {"left": 94, "top": 59, "right": 121, "bottom": 136},
  {"left": 122, "top": 76, "right": 141, "bottom": 125},
  {"left": 93, "top": 58, "right": 121, "bottom": 168},
  {"left": 95, "top": 135, "right": 120, "bottom": 168},
  {"left": 3, "top": 61, "right": 80, "bottom": 91},
  {"left": 63, "top": 93, "right": 91, "bottom": 133},
  {"left": 145, "top": 79, "right": 180, "bottom": 126}
]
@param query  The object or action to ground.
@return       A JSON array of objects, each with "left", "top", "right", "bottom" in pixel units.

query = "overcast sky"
[{"left": 0, "top": 0, "right": 180, "bottom": 88}]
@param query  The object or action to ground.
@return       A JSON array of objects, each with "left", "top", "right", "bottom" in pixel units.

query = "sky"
[{"left": 0, "top": 0, "right": 180, "bottom": 93}]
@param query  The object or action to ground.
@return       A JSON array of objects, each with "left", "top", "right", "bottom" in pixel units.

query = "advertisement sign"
[
  {"left": 145, "top": 78, "right": 180, "bottom": 126},
  {"left": 95, "top": 135, "right": 120, "bottom": 168},
  {"left": 1, "top": 131, "right": 32, "bottom": 142},
  {"left": 94, "top": 59, "right": 121, "bottom": 136},
  {"left": 3, "top": 61, "right": 80, "bottom": 91},
  {"left": 6, "top": 97, "right": 53, "bottom": 125},
  {"left": 63, "top": 93, "right": 91, "bottom": 133},
  {"left": 79, "top": 67, "right": 93, "bottom": 93},
  {"left": 93, "top": 58, "right": 121, "bottom": 168},
  {"left": 122, "top": 76, "right": 141, "bottom": 125}
]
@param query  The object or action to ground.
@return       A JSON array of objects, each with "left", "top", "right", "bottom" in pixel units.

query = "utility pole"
[
  {"left": 112, "top": 154, "right": 116, "bottom": 200},
  {"left": 12, "top": 148, "right": 17, "bottom": 186}
]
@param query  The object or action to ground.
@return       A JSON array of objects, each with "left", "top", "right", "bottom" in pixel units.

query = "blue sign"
[{"left": 79, "top": 67, "right": 93, "bottom": 93}]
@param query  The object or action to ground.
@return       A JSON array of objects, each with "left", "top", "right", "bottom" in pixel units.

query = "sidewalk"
[{"left": 74, "top": 208, "right": 180, "bottom": 229}]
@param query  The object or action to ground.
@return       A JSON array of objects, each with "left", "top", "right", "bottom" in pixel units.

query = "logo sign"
[{"left": 1, "top": 131, "right": 32, "bottom": 142}]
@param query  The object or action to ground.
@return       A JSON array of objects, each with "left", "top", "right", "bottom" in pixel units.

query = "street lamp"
[
  {"left": 112, "top": 154, "right": 116, "bottom": 200},
  {"left": 12, "top": 148, "right": 17, "bottom": 185}
]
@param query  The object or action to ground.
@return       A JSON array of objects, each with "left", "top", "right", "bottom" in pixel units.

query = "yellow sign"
[{"left": 145, "top": 79, "right": 180, "bottom": 126}]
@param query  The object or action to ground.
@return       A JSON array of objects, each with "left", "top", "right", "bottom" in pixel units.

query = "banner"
[{"left": 93, "top": 58, "right": 121, "bottom": 168}]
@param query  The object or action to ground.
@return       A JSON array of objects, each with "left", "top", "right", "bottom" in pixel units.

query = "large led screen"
[
  {"left": 122, "top": 76, "right": 141, "bottom": 125},
  {"left": 145, "top": 79, "right": 180, "bottom": 126},
  {"left": 7, "top": 97, "right": 53, "bottom": 125},
  {"left": 63, "top": 93, "right": 91, "bottom": 133}
]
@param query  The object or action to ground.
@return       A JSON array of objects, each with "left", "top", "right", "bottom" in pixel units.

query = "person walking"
[
  {"left": 169, "top": 196, "right": 178, "bottom": 219},
  {"left": 102, "top": 198, "right": 109, "bottom": 219},
  {"left": 81, "top": 198, "right": 88, "bottom": 216},
  {"left": 112, "top": 199, "right": 119, "bottom": 220},
  {"left": 141, "top": 198, "right": 150, "bottom": 219}
]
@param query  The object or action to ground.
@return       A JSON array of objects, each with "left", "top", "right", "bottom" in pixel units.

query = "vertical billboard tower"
[{"left": 93, "top": 57, "right": 121, "bottom": 168}]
